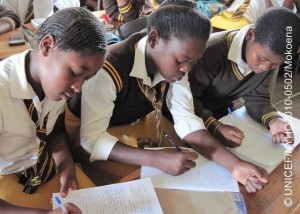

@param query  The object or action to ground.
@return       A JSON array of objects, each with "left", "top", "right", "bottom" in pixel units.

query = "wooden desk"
[
  {"left": 0, "top": 29, "right": 30, "bottom": 60},
  {"left": 114, "top": 112, "right": 300, "bottom": 213}
]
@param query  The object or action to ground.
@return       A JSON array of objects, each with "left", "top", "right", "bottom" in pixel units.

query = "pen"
[
  {"left": 54, "top": 195, "right": 68, "bottom": 214},
  {"left": 162, "top": 131, "right": 181, "bottom": 151},
  {"left": 228, "top": 107, "right": 236, "bottom": 127}
]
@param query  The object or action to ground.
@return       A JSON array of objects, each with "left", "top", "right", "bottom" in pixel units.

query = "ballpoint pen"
[
  {"left": 54, "top": 195, "right": 68, "bottom": 214},
  {"left": 228, "top": 107, "right": 236, "bottom": 127},
  {"left": 162, "top": 131, "right": 181, "bottom": 151}
]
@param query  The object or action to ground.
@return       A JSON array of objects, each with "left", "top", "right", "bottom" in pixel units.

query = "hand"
[
  {"left": 48, "top": 202, "right": 82, "bottom": 214},
  {"left": 57, "top": 159, "right": 78, "bottom": 197},
  {"left": 153, "top": 148, "right": 198, "bottom": 175},
  {"left": 231, "top": 161, "right": 268, "bottom": 193},
  {"left": 269, "top": 118, "right": 294, "bottom": 144},
  {"left": 215, "top": 124, "right": 244, "bottom": 148}
]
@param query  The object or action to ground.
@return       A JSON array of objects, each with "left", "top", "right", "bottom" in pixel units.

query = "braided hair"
[
  {"left": 147, "top": 5, "right": 210, "bottom": 41},
  {"left": 35, "top": 7, "right": 107, "bottom": 56}
]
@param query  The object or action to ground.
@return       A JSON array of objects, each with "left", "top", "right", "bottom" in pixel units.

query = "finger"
[
  {"left": 233, "top": 127, "right": 245, "bottom": 139},
  {"left": 184, "top": 160, "right": 197, "bottom": 169},
  {"left": 65, "top": 202, "right": 82, "bottom": 213},
  {"left": 284, "top": 131, "right": 294, "bottom": 144},
  {"left": 245, "top": 179, "right": 256, "bottom": 193},
  {"left": 184, "top": 151, "right": 199, "bottom": 160},
  {"left": 248, "top": 176, "right": 266, "bottom": 188},
  {"left": 229, "top": 135, "right": 243, "bottom": 146},
  {"left": 279, "top": 133, "right": 285, "bottom": 144},
  {"left": 223, "top": 139, "right": 240, "bottom": 148},
  {"left": 249, "top": 167, "right": 269, "bottom": 184}
]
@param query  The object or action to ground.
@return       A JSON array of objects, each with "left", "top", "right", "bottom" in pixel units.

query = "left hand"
[
  {"left": 269, "top": 118, "right": 294, "bottom": 144},
  {"left": 57, "top": 159, "right": 78, "bottom": 197},
  {"left": 231, "top": 160, "right": 269, "bottom": 193}
]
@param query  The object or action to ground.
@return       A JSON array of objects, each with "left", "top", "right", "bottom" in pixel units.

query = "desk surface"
[
  {"left": 113, "top": 112, "right": 300, "bottom": 214},
  {"left": 0, "top": 29, "right": 31, "bottom": 60}
]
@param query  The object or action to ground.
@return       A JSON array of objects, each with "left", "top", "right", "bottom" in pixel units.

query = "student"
[
  {"left": 2, "top": 0, "right": 80, "bottom": 25},
  {"left": 0, "top": 7, "right": 107, "bottom": 212},
  {"left": 100, "top": 0, "right": 154, "bottom": 22},
  {"left": 210, "top": 0, "right": 296, "bottom": 32},
  {"left": 188, "top": 7, "right": 300, "bottom": 148},
  {"left": 0, "top": 3, "right": 20, "bottom": 34},
  {"left": 68, "top": 6, "right": 268, "bottom": 193}
]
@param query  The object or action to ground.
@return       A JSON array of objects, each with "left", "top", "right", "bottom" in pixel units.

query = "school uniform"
[
  {"left": 188, "top": 25, "right": 281, "bottom": 136},
  {"left": 0, "top": 4, "right": 20, "bottom": 30},
  {"left": 2, "top": 0, "right": 79, "bottom": 25},
  {"left": 80, "top": 33, "right": 205, "bottom": 162},
  {"left": 101, "top": 0, "right": 153, "bottom": 22},
  {"left": 0, "top": 50, "right": 65, "bottom": 175}
]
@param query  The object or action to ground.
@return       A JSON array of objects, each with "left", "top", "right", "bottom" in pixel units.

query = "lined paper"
[
  {"left": 141, "top": 149, "right": 239, "bottom": 192},
  {"left": 53, "top": 178, "right": 163, "bottom": 214},
  {"left": 219, "top": 107, "right": 300, "bottom": 171}
]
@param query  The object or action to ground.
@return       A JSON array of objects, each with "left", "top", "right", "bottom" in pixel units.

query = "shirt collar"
[
  {"left": 10, "top": 50, "right": 36, "bottom": 100},
  {"left": 130, "top": 36, "right": 165, "bottom": 88},
  {"left": 228, "top": 24, "right": 253, "bottom": 76}
]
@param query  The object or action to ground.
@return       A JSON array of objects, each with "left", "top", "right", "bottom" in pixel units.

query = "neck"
[
  {"left": 241, "top": 39, "right": 247, "bottom": 63},
  {"left": 25, "top": 51, "right": 45, "bottom": 101},
  {"left": 145, "top": 47, "right": 156, "bottom": 80}
]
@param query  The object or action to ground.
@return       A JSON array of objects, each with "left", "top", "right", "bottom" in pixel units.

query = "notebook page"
[
  {"left": 219, "top": 107, "right": 300, "bottom": 167},
  {"left": 141, "top": 148, "right": 239, "bottom": 192},
  {"left": 53, "top": 178, "right": 163, "bottom": 214}
]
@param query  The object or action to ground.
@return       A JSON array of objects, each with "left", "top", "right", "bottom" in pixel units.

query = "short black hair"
[
  {"left": 254, "top": 7, "right": 300, "bottom": 56},
  {"left": 160, "top": 0, "right": 197, "bottom": 8},
  {"left": 147, "top": 5, "right": 210, "bottom": 41},
  {"left": 35, "top": 7, "right": 107, "bottom": 56}
]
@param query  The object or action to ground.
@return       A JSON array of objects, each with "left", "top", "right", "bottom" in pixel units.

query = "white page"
[
  {"left": 141, "top": 148, "right": 239, "bottom": 192},
  {"left": 219, "top": 107, "right": 300, "bottom": 170},
  {"left": 53, "top": 178, "right": 163, "bottom": 214}
]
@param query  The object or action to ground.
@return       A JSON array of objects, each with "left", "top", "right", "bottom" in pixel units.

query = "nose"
[
  {"left": 180, "top": 62, "right": 192, "bottom": 73},
  {"left": 71, "top": 77, "right": 85, "bottom": 92},
  {"left": 259, "top": 61, "right": 275, "bottom": 72}
]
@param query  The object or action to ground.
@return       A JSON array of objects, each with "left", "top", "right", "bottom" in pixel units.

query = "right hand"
[
  {"left": 153, "top": 148, "right": 198, "bottom": 175},
  {"left": 48, "top": 202, "right": 82, "bottom": 214},
  {"left": 215, "top": 124, "right": 244, "bottom": 148}
]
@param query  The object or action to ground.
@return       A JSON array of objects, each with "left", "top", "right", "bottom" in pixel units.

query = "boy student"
[
  {"left": 68, "top": 6, "right": 268, "bottom": 193},
  {"left": 188, "top": 7, "right": 300, "bottom": 148},
  {"left": 0, "top": 7, "right": 107, "bottom": 212}
]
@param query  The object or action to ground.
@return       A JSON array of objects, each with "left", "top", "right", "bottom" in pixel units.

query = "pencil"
[{"left": 162, "top": 131, "right": 181, "bottom": 151}]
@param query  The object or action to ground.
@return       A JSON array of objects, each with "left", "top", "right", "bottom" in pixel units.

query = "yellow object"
[{"left": 210, "top": 11, "right": 251, "bottom": 30}]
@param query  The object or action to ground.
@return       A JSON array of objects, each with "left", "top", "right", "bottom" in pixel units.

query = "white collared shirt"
[
  {"left": 2, "top": 0, "right": 80, "bottom": 25},
  {"left": 0, "top": 50, "right": 65, "bottom": 174},
  {"left": 228, "top": 24, "right": 253, "bottom": 76},
  {"left": 81, "top": 36, "right": 205, "bottom": 162}
]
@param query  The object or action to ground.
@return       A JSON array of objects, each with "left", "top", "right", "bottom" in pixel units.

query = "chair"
[{"left": 116, "top": 16, "right": 148, "bottom": 40}]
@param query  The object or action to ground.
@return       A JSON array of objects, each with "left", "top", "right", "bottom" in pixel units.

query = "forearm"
[
  {"left": 108, "top": 142, "right": 156, "bottom": 167},
  {"left": 183, "top": 129, "right": 240, "bottom": 173},
  {"left": 0, "top": 20, "right": 11, "bottom": 34},
  {"left": 47, "top": 131, "right": 75, "bottom": 170}
]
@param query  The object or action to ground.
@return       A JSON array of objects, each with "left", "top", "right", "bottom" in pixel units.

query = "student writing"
[{"left": 0, "top": 7, "right": 107, "bottom": 213}]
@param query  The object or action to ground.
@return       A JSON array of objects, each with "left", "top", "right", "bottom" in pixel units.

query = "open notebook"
[
  {"left": 53, "top": 178, "right": 163, "bottom": 214},
  {"left": 219, "top": 107, "right": 300, "bottom": 172}
]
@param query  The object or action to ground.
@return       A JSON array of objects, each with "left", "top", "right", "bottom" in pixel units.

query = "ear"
[
  {"left": 39, "top": 35, "right": 56, "bottom": 57},
  {"left": 147, "top": 29, "right": 160, "bottom": 49},
  {"left": 245, "top": 27, "right": 255, "bottom": 42}
]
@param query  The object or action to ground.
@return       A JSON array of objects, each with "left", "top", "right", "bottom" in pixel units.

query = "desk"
[
  {"left": 0, "top": 29, "right": 30, "bottom": 60},
  {"left": 111, "top": 112, "right": 300, "bottom": 214}
]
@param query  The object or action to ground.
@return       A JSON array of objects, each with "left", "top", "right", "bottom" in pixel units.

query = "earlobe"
[
  {"left": 147, "top": 30, "right": 160, "bottom": 48},
  {"left": 39, "top": 35, "right": 55, "bottom": 57}
]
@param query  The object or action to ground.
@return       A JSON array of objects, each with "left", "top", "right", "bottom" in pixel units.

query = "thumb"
[{"left": 250, "top": 166, "right": 269, "bottom": 183}]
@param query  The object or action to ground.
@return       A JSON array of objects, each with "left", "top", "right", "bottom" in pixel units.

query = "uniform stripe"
[{"left": 103, "top": 61, "right": 123, "bottom": 93}]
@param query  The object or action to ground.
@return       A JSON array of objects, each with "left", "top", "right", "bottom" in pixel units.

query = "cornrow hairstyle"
[
  {"left": 254, "top": 7, "right": 300, "bottom": 56},
  {"left": 160, "top": 0, "right": 197, "bottom": 8},
  {"left": 147, "top": 5, "right": 210, "bottom": 41},
  {"left": 35, "top": 7, "right": 107, "bottom": 56}
]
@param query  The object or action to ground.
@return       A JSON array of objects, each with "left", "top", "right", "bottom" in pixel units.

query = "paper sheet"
[
  {"left": 219, "top": 107, "right": 300, "bottom": 171},
  {"left": 53, "top": 178, "right": 163, "bottom": 214},
  {"left": 141, "top": 149, "right": 239, "bottom": 192}
]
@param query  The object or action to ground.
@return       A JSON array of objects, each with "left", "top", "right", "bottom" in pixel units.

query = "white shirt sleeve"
[
  {"left": 167, "top": 75, "right": 206, "bottom": 139},
  {"left": 80, "top": 69, "right": 119, "bottom": 162}
]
